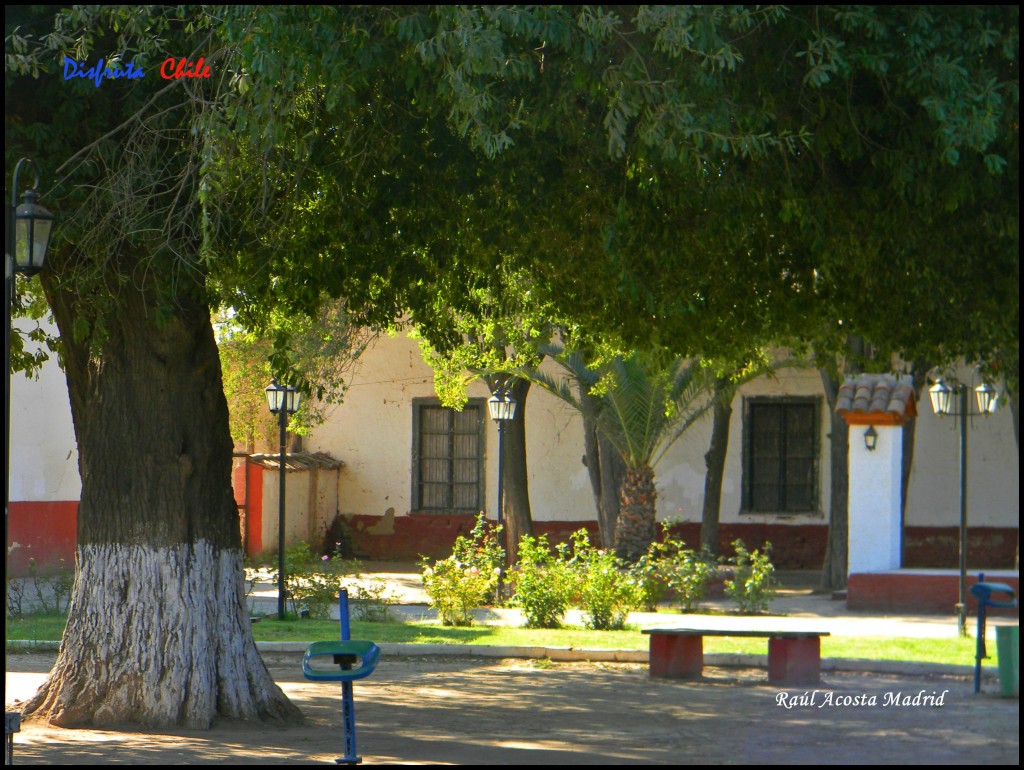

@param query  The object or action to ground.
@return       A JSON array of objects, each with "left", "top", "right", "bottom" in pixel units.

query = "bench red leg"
[
  {"left": 768, "top": 636, "right": 821, "bottom": 685},
  {"left": 649, "top": 634, "right": 703, "bottom": 678}
]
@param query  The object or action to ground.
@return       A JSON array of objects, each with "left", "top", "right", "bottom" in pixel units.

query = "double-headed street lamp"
[
  {"left": 927, "top": 378, "right": 999, "bottom": 637},
  {"left": 266, "top": 378, "right": 302, "bottom": 620},
  {"left": 488, "top": 379, "right": 517, "bottom": 600}
]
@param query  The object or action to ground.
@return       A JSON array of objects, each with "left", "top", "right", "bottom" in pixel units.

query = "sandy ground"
[{"left": 5, "top": 651, "right": 1019, "bottom": 765}]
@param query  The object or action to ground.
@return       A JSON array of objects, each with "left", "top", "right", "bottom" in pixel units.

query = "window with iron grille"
[
  {"left": 412, "top": 399, "right": 486, "bottom": 513},
  {"left": 742, "top": 397, "right": 820, "bottom": 513}
]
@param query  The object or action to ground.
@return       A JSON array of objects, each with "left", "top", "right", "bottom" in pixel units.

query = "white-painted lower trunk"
[{"left": 24, "top": 541, "right": 301, "bottom": 728}]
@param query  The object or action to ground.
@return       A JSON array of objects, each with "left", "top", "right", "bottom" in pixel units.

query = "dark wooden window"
[
  {"left": 742, "top": 398, "right": 819, "bottom": 513},
  {"left": 412, "top": 400, "right": 485, "bottom": 513}
]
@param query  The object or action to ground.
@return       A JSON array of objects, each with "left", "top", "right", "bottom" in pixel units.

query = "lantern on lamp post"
[
  {"left": 266, "top": 378, "right": 302, "bottom": 620},
  {"left": 488, "top": 379, "right": 517, "bottom": 600},
  {"left": 927, "top": 377, "right": 999, "bottom": 636},
  {"left": 6, "top": 157, "right": 55, "bottom": 567},
  {"left": 6, "top": 158, "right": 54, "bottom": 755}
]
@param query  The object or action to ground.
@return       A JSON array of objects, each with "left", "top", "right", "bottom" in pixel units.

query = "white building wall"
[
  {"left": 308, "top": 332, "right": 1018, "bottom": 532},
  {"left": 10, "top": 323, "right": 80, "bottom": 502},
  {"left": 847, "top": 424, "right": 903, "bottom": 572},
  {"left": 906, "top": 404, "right": 1019, "bottom": 527},
  {"left": 12, "top": 323, "right": 1019, "bottom": 537},
  {"left": 259, "top": 465, "right": 341, "bottom": 551}
]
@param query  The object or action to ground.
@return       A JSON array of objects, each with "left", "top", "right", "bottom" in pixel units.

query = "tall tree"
[
  {"left": 699, "top": 376, "right": 735, "bottom": 556},
  {"left": 7, "top": 6, "right": 303, "bottom": 726}
]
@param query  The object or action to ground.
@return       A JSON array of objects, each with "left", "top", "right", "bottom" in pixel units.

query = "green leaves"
[
  {"left": 529, "top": 346, "right": 717, "bottom": 471},
  {"left": 7, "top": 4, "right": 1016, "bottom": 396}
]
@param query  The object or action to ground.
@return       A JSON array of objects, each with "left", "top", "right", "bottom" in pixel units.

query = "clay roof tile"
[{"left": 835, "top": 374, "right": 917, "bottom": 425}]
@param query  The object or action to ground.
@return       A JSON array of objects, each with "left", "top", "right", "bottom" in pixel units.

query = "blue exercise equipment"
[
  {"left": 302, "top": 590, "right": 381, "bottom": 764},
  {"left": 969, "top": 573, "right": 1016, "bottom": 694}
]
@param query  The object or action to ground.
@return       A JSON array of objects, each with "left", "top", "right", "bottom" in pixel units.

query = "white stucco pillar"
[{"left": 847, "top": 423, "right": 903, "bottom": 573}]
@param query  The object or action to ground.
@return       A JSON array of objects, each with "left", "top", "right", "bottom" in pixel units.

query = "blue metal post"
[
  {"left": 339, "top": 589, "right": 351, "bottom": 642},
  {"left": 338, "top": 589, "right": 359, "bottom": 765}
]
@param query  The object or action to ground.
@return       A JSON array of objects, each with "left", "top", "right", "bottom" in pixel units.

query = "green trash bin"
[{"left": 995, "top": 625, "right": 1019, "bottom": 698}]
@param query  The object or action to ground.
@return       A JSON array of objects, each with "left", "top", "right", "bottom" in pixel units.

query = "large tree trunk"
[
  {"left": 700, "top": 376, "right": 734, "bottom": 555},
  {"left": 580, "top": 389, "right": 625, "bottom": 549},
  {"left": 502, "top": 378, "right": 534, "bottom": 560},
  {"left": 818, "top": 368, "right": 849, "bottom": 591},
  {"left": 614, "top": 465, "right": 657, "bottom": 562},
  {"left": 25, "top": 286, "right": 301, "bottom": 728}
]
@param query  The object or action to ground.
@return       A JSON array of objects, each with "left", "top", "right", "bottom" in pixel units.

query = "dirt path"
[{"left": 6, "top": 651, "right": 1019, "bottom": 764}]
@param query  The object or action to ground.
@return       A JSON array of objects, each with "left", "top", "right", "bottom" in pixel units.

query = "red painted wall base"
[
  {"left": 7, "top": 501, "right": 78, "bottom": 575},
  {"left": 847, "top": 571, "right": 1019, "bottom": 615},
  {"left": 6, "top": 498, "right": 1019, "bottom": 580},
  {"left": 342, "top": 514, "right": 1018, "bottom": 571}
]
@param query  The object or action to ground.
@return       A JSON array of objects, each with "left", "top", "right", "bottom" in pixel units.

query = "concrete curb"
[{"left": 7, "top": 639, "right": 999, "bottom": 681}]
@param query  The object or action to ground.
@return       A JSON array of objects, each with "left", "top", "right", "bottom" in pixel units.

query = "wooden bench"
[{"left": 642, "top": 627, "right": 830, "bottom": 685}]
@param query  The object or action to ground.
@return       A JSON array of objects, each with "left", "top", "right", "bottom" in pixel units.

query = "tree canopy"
[{"left": 8, "top": 5, "right": 1017, "bottom": 383}]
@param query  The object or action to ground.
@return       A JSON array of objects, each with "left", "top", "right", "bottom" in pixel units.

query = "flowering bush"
[
  {"left": 725, "top": 539, "right": 777, "bottom": 614},
  {"left": 276, "top": 541, "right": 362, "bottom": 619},
  {"left": 421, "top": 558, "right": 497, "bottom": 626},
  {"left": 420, "top": 513, "right": 503, "bottom": 626},
  {"left": 511, "top": 534, "right": 575, "bottom": 629},
  {"left": 349, "top": 577, "right": 399, "bottom": 622},
  {"left": 662, "top": 545, "right": 718, "bottom": 613},
  {"left": 631, "top": 523, "right": 717, "bottom": 613},
  {"left": 566, "top": 530, "right": 642, "bottom": 630}
]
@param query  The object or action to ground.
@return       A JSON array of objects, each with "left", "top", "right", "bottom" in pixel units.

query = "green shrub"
[
  {"left": 629, "top": 549, "right": 670, "bottom": 611},
  {"left": 663, "top": 546, "right": 718, "bottom": 613},
  {"left": 420, "top": 513, "right": 503, "bottom": 626},
  {"left": 630, "top": 523, "right": 717, "bottom": 612},
  {"left": 567, "top": 530, "right": 641, "bottom": 630},
  {"left": 349, "top": 577, "right": 399, "bottom": 622},
  {"left": 725, "top": 539, "right": 777, "bottom": 614},
  {"left": 275, "top": 541, "right": 362, "bottom": 619},
  {"left": 511, "top": 534, "right": 574, "bottom": 629},
  {"left": 420, "top": 557, "right": 496, "bottom": 626}
]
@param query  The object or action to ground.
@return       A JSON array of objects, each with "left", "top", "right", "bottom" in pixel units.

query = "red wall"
[
  {"left": 848, "top": 572, "right": 1019, "bottom": 615},
  {"left": 343, "top": 514, "right": 1019, "bottom": 570},
  {"left": 7, "top": 501, "right": 78, "bottom": 575},
  {"left": 903, "top": 526, "right": 1019, "bottom": 568},
  {"left": 243, "top": 462, "right": 264, "bottom": 556},
  {"left": 342, "top": 516, "right": 829, "bottom": 566},
  {"left": 6, "top": 499, "right": 1018, "bottom": 575}
]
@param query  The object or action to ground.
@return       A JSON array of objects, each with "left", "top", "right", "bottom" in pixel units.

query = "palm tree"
[{"left": 529, "top": 348, "right": 718, "bottom": 561}]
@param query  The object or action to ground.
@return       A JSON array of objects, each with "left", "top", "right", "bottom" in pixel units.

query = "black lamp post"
[
  {"left": 927, "top": 378, "right": 999, "bottom": 637},
  {"left": 6, "top": 156, "right": 54, "bottom": 561},
  {"left": 487, "top": 379, "right": 517, "bottom": 600},
  {"left": 266, "top": 378, "right": 301, "bottom": 620},
  {"left": 6, "top": 157, "right": 54, "bottom": 757}
]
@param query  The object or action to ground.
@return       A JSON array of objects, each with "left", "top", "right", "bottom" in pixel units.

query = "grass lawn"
[{"left": 6, "top": 613, "right": 981, "bottom": 667}]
